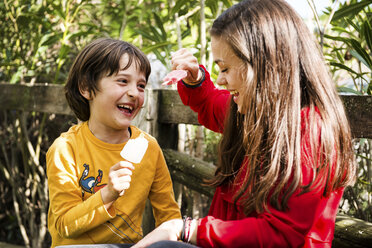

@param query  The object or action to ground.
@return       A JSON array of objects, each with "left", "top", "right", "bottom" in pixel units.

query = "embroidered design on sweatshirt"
[{"left": 79, "top": 163, "right": 107, "bottom": 197}]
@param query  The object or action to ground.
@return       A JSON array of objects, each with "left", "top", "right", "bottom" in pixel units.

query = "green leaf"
[
  {"left": 220, "top": 0, "right": 233, "bottom": 8},
  {"left": 345, "top": 17, "right": 361, "bottom": 32},
  {"left": 332, "top": 0, "right": 372, "bottom": 22},
  {"left": 206, "top": 0, "right": 219, "bottom": 14},
  {"left": 362, "top": 19, "right": 372, "bottom": 52},
  {"left": 368, "top": 79, "right": 372, "bottom": 95},
  {"left": 134, "top": 29, "right": 158, "bottom": 42},
  {"left": 5, "top": 48, "right": 12, "bottom": 61},
  {"left": 169, "top": 0, "right": 189, "bottom": 17},
  {"left": 68, "top": 31, "right": 93, "bottom": 40},
  {"left": 324, "top": 34, "right": 351, "bottom": 44},
  {"left": 153, "top": 13, "right": 166, "bottom": 40},
  {"left": 149, "top": 26, "right": 164, "bottom": 42},
  {"left": 182, "top": 29, "right": 191, "bottom": 39},
  {"left": 152, "top": 49, "right": 167, "bottom": 67},
  {"left": 330, "top": 62, "right": 358, "bottom": 75},
  {"left": 142, "top": 41, "right": 174, "bottom": 54},
  {"left": 40, "top": 33, "right": 62, "bottom": 47},
  {"left": 58, "top": 45, "right": 70, "bottom": 61},
  {"left": 349, "top": 38, "right": 372, "bottom": 68},
  {"left": 335, "top": 50, "right": 345, "bottom": 64},
  {"left": 349, "top": 49, "right": 370, "bottom": 68},
  {"left": 331, "top": 26, "right": 352, "bottom": 34},
  {"left": 52, "top": 3, "right": 65, "bottom": 20},
  {"left": 10, "top": 66, "right": 25, "bottom": 84},
  {"left": 26, "top": 70, "right": 35, "bottom": 77},
  {"left": 337, "top": 87, "right": 362, "bottom": 95},
  {"left": 71, "top": 2, "right": 88, "bottom": 21}
]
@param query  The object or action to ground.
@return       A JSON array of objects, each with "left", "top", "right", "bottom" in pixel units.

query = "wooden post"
[{"left": 139, "top": 89, "right": 180, "bottom": 235}]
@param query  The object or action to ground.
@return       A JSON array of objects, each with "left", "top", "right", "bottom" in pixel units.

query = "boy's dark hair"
[{"left": 65, "top": 38, "right": 151, "bottom": 121}]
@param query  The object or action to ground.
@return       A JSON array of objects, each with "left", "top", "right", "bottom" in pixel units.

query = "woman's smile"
[{"left": 230, "top": 90, "right": 239, "bottom": 103}]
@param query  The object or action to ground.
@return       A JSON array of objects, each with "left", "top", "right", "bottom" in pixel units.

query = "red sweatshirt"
[{"left": 177, "top": 66, "right": 344, "bottom": 248}]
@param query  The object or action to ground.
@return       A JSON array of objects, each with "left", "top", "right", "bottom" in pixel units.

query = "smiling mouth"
[
  {"left": 118, "top": 104, "right": 134, "bottom": 114},
  {"left": 230, "top": 90, "right": 239, "bottom": 97}
]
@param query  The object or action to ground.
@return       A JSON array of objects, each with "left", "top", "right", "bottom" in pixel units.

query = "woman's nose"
[{"left": 216, "top": 74, "right": 226, "bottom": 86}]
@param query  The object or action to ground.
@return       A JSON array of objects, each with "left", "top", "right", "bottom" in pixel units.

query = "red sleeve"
[
  {"left": 197, "top": 189, "right": 342, "bottom": 248},
  {"left": 177, "top": 65, "right": 230, "bottom": 133},
  {"left": 196, "top": 108, "right": 343, "bottom": 248}
]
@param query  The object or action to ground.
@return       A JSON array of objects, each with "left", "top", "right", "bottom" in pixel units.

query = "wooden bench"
[{"left": 0, "top": 83, "right": 371, "bottom": 247}]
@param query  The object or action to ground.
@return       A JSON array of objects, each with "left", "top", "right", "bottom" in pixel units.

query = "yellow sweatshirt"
[{"left": 47, "top": 122, "right": 181, "bottom": 247}]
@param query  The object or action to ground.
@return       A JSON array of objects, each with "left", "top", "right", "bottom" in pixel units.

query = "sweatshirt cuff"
[
  {"left": 97, "top": 190, "right": 116, "bottom": 219},
  {"left": 181, "top": 66, "right": 206, "bottom": 88}
]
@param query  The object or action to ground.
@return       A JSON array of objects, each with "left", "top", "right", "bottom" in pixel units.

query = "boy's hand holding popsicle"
[{"left": 101, "top": 134, "right": 149, "bottom": 208}]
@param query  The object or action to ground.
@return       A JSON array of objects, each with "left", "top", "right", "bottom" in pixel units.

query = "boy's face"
[{"left": 82, "top": 54, "right": 147, "bottom": 140}]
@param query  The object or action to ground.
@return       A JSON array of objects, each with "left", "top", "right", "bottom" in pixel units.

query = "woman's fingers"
[{"left": 170, "top": 49, "right": 200, "bottom": 83}]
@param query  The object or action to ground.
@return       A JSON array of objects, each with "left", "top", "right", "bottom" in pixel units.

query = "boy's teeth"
[{"left": 118, "top": 104, "right": 133, "bottom": 111}]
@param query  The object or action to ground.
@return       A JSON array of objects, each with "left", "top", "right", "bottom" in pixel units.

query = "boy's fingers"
[
  {"left": 115, "top": 168, "right": 133, "bottom": 176},
  {"left": 118, "top": 161, "right": 135, "bottom": 170},
  {"left": 118, "top": 182, "right": 131, "bottom": 196},
  {"left": 124, "top": 181, "right": 131, "bottom": 189},
  {"left": 118, "top": 175, "right": 132, "bottom": 183}
]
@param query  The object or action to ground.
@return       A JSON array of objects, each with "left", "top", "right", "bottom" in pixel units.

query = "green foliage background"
[{"left": 0, "top": 0, "right": 371, "bottom": 247}]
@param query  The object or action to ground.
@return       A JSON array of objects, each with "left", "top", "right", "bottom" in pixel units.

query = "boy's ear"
[{"left": 79, "top": 86, "right": 92, "bottom": 100}]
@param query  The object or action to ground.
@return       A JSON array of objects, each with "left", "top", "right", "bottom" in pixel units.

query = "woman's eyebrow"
[{"left": 214, "top": 59, "right": 223, "bottom": 65}]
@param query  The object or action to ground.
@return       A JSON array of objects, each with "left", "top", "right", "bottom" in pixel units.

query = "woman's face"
[{"left": 211, "top": 36, "right": 253, "bottom": 113}]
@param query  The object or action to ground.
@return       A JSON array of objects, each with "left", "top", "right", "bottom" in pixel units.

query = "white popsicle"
[{"left": 120, "top": 133, "right": 149, "bottom": 164}]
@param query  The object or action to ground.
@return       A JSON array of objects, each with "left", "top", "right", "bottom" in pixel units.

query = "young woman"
[{"left": 133, "top": 0, "right": 356, "bottom": 247}]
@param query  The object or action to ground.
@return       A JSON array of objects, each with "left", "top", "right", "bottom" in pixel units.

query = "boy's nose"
[{"left": 127, "top": 85, "right": 139, "bottom": 98}]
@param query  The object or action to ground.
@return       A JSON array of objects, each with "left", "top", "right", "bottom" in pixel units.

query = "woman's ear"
[{"left": 79, "top": 86, "right": 92, "bottom": 100}]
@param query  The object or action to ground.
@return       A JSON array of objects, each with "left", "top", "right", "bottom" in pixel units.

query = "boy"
[{"left": 47, "top": 38, "right": 181, "bottom": 247}]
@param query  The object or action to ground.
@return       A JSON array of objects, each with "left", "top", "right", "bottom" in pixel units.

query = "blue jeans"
[
  {"left": 56, "top": 245, "right": 133, "bottom": 248},
  {"left": 147, "top": 241, "right": 199, "bottom": 248}
]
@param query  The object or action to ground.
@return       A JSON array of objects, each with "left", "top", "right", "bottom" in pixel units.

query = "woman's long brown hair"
[{"left": 209, "top": 0, "right": 356, "bottom": 215}]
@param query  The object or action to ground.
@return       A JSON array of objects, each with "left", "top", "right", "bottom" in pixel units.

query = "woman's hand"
[
  {"left": 171, "top": 48, "right": 202, "bottom": 85},
  {"left": 100, "top": 161, "right": 134, "bottom": 209},
  {"left": 132, "top": 219, "right": 183, "bottom": 248}
]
